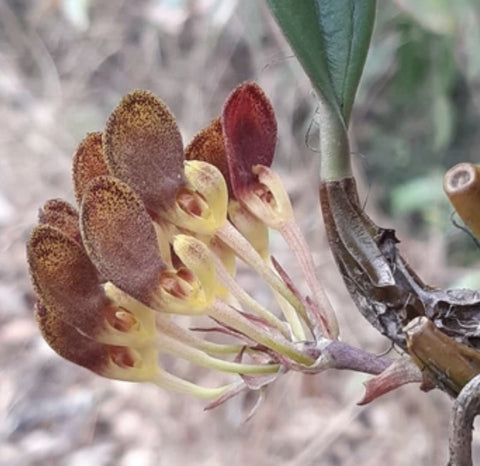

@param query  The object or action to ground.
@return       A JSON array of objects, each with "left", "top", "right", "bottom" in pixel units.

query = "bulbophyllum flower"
[
  {"left": 28, "top": 81, "right": 392, "bottom": 405},
  {"left": 221, "top": 83, "right": 338, "bottom": 338}
]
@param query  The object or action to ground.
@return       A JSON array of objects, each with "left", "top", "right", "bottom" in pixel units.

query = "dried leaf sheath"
[
  {"left": 319, "top": 177, "right": 480, "bottom": 394},
  {"left": 320, "top": 177, "right": 423, "bottom": 349}
]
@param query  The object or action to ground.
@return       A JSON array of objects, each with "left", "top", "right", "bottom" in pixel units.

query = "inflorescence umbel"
[
  {"left": 27, "top": 82, "right": 397, "bottom": 406},
  {"left": 26, "top": 83, "right": 340, "bottom": 403}
]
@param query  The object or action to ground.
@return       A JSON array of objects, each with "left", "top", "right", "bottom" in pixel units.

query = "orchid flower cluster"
[{"left": 27, "top": 82, "right": 344, "bottom": 403}]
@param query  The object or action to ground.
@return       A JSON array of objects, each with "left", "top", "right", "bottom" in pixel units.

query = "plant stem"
[
  {"left": 156, "top": 331, "right": 280, "bottom": 375},
  {"left": 156, "top": 314, "right": 243, "bottom": 355},
  {"left": 448, "top": 373, "right": 480, "bottom": 466},
  {"left": 317, "top": 97, "right": 351, "bottom": 182},
  {"left": 314, "top": 340, "right": 392, "bottom": 375},
  {"left": 216, "top": 221, "right": 306, "bottom": 340},
  {"left": 152, "top": 368, "right": 236, "bottom": 399},
  {"left": 212, "top": 253, "right": 291, "bottom": 338},
  {"left": 280, "top": 218, "right": 339, "bottom": 338},
  {"left": 208, "top": 298, "right": 313, "bottom": 366}
]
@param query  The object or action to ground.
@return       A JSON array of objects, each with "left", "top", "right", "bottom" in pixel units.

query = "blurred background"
[{"left": 1, "top": 0, "right": 480, "bottom": 465}]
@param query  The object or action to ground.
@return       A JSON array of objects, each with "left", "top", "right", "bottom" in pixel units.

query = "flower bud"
[{"left": 172, "top": 234, "right": 218, "bottom": 305}]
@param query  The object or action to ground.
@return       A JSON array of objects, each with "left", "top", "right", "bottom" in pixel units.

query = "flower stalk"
[{"left": 215, "top": 221, "right": 307, "bottom": 340}]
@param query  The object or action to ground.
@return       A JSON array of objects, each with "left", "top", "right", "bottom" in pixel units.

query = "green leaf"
[{"left": 267, "top": 0, "right": 376, "bottom": 126}]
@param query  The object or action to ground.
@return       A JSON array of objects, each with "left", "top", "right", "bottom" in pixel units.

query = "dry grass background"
[{"left": 1, "top": 1, "right": 479, "bottom": 465}]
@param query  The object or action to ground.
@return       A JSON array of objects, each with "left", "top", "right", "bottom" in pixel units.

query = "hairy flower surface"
[{"left": 27, "top": 82, "right": 347, "bottom": 403}]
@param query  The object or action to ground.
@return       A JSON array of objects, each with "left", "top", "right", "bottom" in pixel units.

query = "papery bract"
[{"left": 358, "top": 356, "right": 424, "bottom": 405}]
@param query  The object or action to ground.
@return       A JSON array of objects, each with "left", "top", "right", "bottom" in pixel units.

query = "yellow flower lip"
[
  {"left": 173, "top": 234, "right": 218, "bottom": 303},
  {"left": 156, "top": 161, "right": 228, "bottom": 236},
  {"left": 154, "top": 266, "right": 211, "bottom": 315},
  {"left": 104, "top": 304, "right": 140, "bottom": 333}
]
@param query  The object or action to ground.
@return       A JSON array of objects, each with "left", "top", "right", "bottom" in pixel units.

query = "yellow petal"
[
  {"left": 172, "top": 234, "right": 218, "bottom": 304},
  {"left": 165, "top": 161, "right": 228, "bottom": 235}
]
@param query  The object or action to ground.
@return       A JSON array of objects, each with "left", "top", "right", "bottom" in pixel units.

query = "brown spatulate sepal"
[
  {"left": 39, "top": 199, "right": 81, "bottom": 244},
  {"left": 221, "top": 82, "right": 277, "bottom": 200},
  {"left": 103, "top": 90, "right": 186, "bottom": 213},
  {"left": 80, "top": 175, "right": 167, "bottom": 306},
  {"left": 72, "top": 132, "right": 110, "bottom": 205}
]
